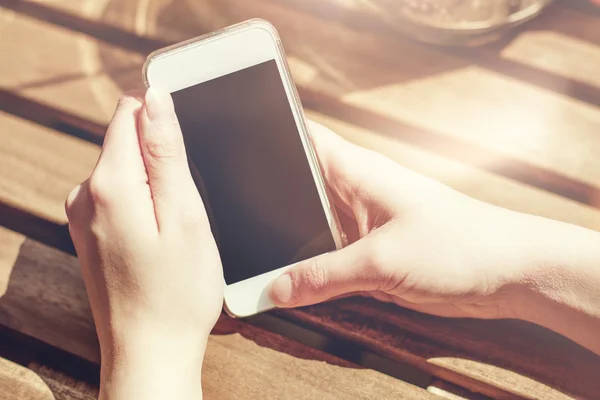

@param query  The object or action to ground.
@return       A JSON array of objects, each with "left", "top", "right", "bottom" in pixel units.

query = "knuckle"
[
  {"left": 87, "top": 171, "right": 116, "bottom": 205},
  {"left": 64, "top": 186, "right": 79, "bottom": 218},
  {"left": 144, "top": 135, "right": 184, "bottom": 160},
  {"left": 301, "top": 258, "right": 328, "bottom": 293},
  {"left": 143, "top": 107, "right": 184, "bottom": 161}
]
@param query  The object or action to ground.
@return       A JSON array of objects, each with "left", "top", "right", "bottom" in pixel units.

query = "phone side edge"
[{"left": 271, "top": 28, "right": 347, "bottom": 251}]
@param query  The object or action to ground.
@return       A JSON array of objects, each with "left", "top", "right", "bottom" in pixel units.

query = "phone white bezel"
[{"left": 143, "top": 19, "right": 345, "bottom": 318}]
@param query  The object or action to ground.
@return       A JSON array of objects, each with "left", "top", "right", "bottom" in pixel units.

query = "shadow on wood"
[
  {"left": 3, "top": 0, "right": 600, "bottom": 211},
  {"left": 0, "top": 237, "right": 435, "bottom": 399},
  {"left": 281, "top": 296, "right": 600, "bottom": 399}
]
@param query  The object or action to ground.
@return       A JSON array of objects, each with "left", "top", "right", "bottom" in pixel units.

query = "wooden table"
[{"left": 0, "top": 0, "right": 599, "bottom": 399}]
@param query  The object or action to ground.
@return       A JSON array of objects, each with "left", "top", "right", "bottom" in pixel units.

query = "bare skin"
[
  {"left": 270, "top": 122, "right": 600, "bottom": 356},
  {"left": 66, "top": 89, "right": 222, "bottom": 400},
  {"left": 67, "top": 90, "right": 600, "bottom": 399}
]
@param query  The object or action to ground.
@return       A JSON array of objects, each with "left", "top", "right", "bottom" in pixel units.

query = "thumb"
[
  {"left": 269, "top": 236, "right": 387, "bottom": 308},
  {"left": 139, "top": 88, "right": 197, "bottom": 227}
]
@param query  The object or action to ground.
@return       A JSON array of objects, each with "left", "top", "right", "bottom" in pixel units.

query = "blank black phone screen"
[{"left": 172, "top": 60, "right": 336, "bottom": 285}]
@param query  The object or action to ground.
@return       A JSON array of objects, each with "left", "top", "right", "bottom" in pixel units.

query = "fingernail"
[
  {"left": 270, "top": 273, "right": 295, "bottom": 306},
  {"left": 145, "top": 87, "right": 174, "bottom": 122}
]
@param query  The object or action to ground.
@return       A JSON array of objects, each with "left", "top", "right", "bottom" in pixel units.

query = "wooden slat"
[
  {"left": 2, "top": 0, "right": 600, "bottom": 208},
  {"left": 0, "top": 1, "right": 597, "bottom": 223},
  {"left": 500, "top": 15, "right": 600, "bottom": 90},
  {"left": 2, "top": 77, "right": 600, "bottom": 400},
  {"left": 2, "top": 95, "right": 600, "bottom": 244},
  {"left": 283, "top": 298, "right": 600, "bottom": 400},
  {"left": 0, "top": 324, "right": 98, "bottom": 399},
  {"left": 0, "top": 2, "right": 143, "bottom": 126},
  {"left": 0, "top": 111, "right": 98, "bottom": 224},
  {"left": 300, "top": 90, "right": 600, "bottom": 209},
  {"left": 0, "top": 324, "right": 101, "bottom": 400},
  {"left": 0, "top": 357, "right": 58, "bottom": 400},
  {"left": 339, "top": 66, "right": 600, "bottom": 188},
  {"left": 0, "top": 87, "right": 105, "bottom": 144},
  {"left": 0, "top": 228, "right": 98, "bottom": 362},
  {"left": 428, "top": 379, "right": 492, "bottom": 400},
  {"left": 276, "top": 0, "right": 600, "bottom": 107},
  {"left": 308, "top": 113, "right": 600, "bottom": 231},
  {"left": 0, "top": 225, "right": 434, "bottom": 399},
  {"left": 1, "top": 15, "right": 600, "bottom": 400},
  {"left": 1, "top": 2, "right": 600, "bottom": 399},
  {"left": 204, "top": 1, "right": 600, "bottom": 194},
  {"left": 27, "top": 363, "right": 97, "bottom": 400}
]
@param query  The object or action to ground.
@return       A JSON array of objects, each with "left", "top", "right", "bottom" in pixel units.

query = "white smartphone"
[{"left": 143, "top": 19, "right": 345, "bottom": 318}]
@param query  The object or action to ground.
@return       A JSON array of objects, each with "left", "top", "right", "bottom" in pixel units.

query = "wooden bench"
[{"left": 0, "top": 0, "right": 599, "bottom": 398}]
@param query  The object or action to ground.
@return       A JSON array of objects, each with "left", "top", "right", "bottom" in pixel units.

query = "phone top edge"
[{"left": 142, "top": 19, "right": 281, "bottom": 89}]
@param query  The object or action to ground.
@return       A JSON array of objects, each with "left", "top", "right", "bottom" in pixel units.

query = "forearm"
[{"left": 511, "top": 217, "right": 600, "bottom": 355}]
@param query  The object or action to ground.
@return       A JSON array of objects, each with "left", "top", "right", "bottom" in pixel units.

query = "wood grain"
[
  {"left": 0, "top": 325, "right": 100, "bottom": 400},
  {"left": 1, "top": 1, "right": 600, "bottom": 399},
  {"left": 1, "top": 28, "right": 600, "bottom": 400},
  {"left": 79, "top": 0, "right": 600, "bottom": 194},
  {"left": 0, "top": 357, "right": 55, "bottom": 400},
  {"left": 428, "top": 379, "right": 492, "bottom": 400},
  {"left": 0, "top": 111, "right": 98, "bottom": 225},
  {"left": 307, "top": 113, "right": 600, "bottom": 232},
  {"left": 0, "top": 81, "right": 597, "bottom": 400},
  {"left": 0, "top": 227, "right": 435, "bottom": 400},
  {"left": 27, "top": 363, "right": 97, "bottom": 400},
  {"left": 277, "top": 0, "right": 600, "bottom": 107},
  {"left": 282, "top": 297, "right": 600, "bottom": 400},
  {"left": 0, "top": 1, "right": 143, "bottom": 125},
  {"left": 2, "top": 4, "right": 600, "bottom": 230},
  {"left": 2, "top": 0, "right": 600, "bottom": 207}
]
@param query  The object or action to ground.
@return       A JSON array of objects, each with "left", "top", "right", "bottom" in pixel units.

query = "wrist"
[
  {"left": 99, "top": 323, "right": 207, "bottom": 400},
  {"left": 504, "top": 215, "right": 600, "bottom": 352}
]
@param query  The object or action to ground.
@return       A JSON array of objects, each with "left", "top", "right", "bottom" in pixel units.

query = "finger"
[
  {"left": 96, "top": 91, "right": 146, "bottom": 180},
  {"left": 269, "top": 236, "right": 388, "bottom": 308},
  {"left": 307, "top": 121, "right": 395, "bottom": 212},
  {"left": 139, "top": 88, "right": 197, "bottom": 228}
]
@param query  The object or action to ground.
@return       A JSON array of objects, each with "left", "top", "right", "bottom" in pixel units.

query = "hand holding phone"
[
  {"left": 65, "top": 90, "right": 223, "bottom": 398},
  {"left": 144, "top": 20, "right": 345, "bottom": 317}
]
